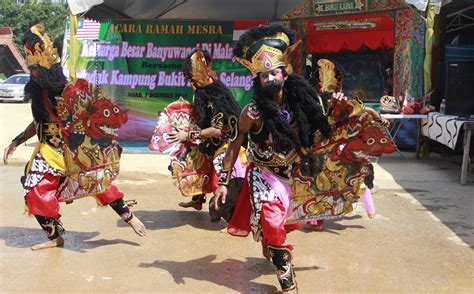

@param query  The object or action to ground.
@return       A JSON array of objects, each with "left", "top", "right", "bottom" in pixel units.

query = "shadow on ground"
[
  {"left": 0, "top": 227, "right": 140, "bottom": 253},
  {"left": 140, "top": 254, "right": 319, "bottom": 293},
  {"left": 117, "top": 209, "right": 226, "bottom": 231},
  {"left": 299, "top": 215, "right": 365, "bottom": 235}
]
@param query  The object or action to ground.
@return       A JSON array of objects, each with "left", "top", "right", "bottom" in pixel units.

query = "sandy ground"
[{"left": 1, "top": 103, "right": 473, "bottom": 293}]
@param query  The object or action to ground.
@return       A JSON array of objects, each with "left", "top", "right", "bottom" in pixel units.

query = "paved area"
[{"left": 1, "top": 103, "right": 473, "bottom": 293}]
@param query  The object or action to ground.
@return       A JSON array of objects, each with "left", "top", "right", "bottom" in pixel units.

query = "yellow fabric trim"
[
  {"left": 39, "top": 143, "right": 66, "bottom": 171},
  {"left": 239, "top": 147, "right": 247, "bottom": 164},
  {"left": 26, "top": 143, "right": 41, "bottom": 174},
  {"left": 213, "top": 144, "right": 247, "bottom": 164},
  {"left": 68, "top": 13, "right": 79, "bottom": 80},
  {"left": 213, "top": 143, "right": 228, "bottom": 160}
]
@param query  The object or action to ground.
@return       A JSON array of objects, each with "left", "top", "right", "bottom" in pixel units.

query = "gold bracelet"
[
  {"left": 218, "top": 167, "right": 232, "bottom": 186},
  {"left": 188, "top": 130, "right": 202, "bottom": 140}
]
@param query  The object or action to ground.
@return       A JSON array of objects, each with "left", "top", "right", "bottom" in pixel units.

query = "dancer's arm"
[
  {"left": 169, "top": 108, "right": 227, "bottom": 143},
  {"left": 214, "top": 105, "right": 254, "bottom": 209},
  {"left": 168, "top": 127, "right": 222, "bottom": 143},
  {"left": 3, "top": 121, "right": 36, "bottom": 164}
]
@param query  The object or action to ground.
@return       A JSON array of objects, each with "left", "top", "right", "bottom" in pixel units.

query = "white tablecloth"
[{"left": 421, "top": 112, "right": 473, "bottom": 150}]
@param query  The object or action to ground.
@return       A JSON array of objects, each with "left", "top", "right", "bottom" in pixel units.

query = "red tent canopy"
[{"left": 304, "top": 13, "right": 394, "bottom": 54}]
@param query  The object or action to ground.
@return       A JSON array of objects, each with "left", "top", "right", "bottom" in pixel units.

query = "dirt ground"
[{"left": 1, "top": 103, "right": 473, "bottom": 293}]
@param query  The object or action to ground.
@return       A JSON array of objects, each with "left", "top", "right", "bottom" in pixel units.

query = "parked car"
[{"left": 0, "top": 74, "right": 30, "bottom": 103}]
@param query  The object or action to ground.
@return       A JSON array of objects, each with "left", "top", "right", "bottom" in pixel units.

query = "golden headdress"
[
  {"left": 233, "top": 24, "right": 302, "bottom": 77},
  {"left": 184, "top": 49, "right": 218, "bottom": 89},
  {"left": 23, "top": 24, "right": 60, "bottom": 69}
]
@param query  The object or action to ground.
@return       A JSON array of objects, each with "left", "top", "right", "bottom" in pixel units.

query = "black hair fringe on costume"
[
  {"left": 193, "top": 79, "right": 241, "bottom": 129},
  {"left": 233, "top": 24, "right": 297, "bottom": 59},
  {"left": 284, "top": 75, "right": 331, "bottom": 145},
  {"left": 183, "top": 49, "right": 241, "bottom": 129},
  {"left": 26, "top": 63, "right": 67, "bottom": 124},
  {"left": 25, "top": 79, "right": 58, "bottom": 124},
  {"left": 253, "top": 76, "right": 297, "bottom": 150},
  {"left": 253, "top": 72, "right": 331, "bottom": 151},
  {"left": 33, "top": 64, "right": 68, "bottom": 96},
  {"left": 22, "top": 26, "right": 67, "bottom": 124}
]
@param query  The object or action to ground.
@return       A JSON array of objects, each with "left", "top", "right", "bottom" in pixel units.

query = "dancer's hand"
[
  {"left": 3, "top": 142, "right": 17, "bottom": 164},
  {"left": 202, "top": 127, "right": 222, "bottom": 139},
  {"left": 333, "top": 92, "right": 348, "bottom": 101},
  {"left": 214, "top": 185, "right": 228, "bottom": 210},
  {"left": 168, "top": 129, "right": 188, "bottom": 143}
]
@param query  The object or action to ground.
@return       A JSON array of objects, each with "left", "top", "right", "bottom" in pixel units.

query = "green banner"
[{"left": 65, "top": 20, "right": 255, "bottom": 141}]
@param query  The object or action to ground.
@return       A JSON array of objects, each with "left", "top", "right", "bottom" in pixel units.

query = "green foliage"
[{"left": 0, "top": 0, "right": 68, "bottom": 54}]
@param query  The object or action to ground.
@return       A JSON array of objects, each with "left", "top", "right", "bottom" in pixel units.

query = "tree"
[{"left": 0, "top": 0, "right": 68, "bottom": 54}]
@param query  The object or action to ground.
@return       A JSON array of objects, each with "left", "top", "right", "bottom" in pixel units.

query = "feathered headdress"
[{"left": 233, "top": 24, "right": 302, "bottom": 76}]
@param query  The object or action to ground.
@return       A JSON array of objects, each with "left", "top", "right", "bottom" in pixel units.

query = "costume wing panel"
[
  {"left": 287, "top": 98, "right": 397, "bottom": 223},
  {"left": 149, "top": 98, "right": 214, "bottom": 197},
  {"left": 149, "top": 97, "right": 194, "bottom": 156},
  {"left": 56, "top": 79, "right": 128, "bottom": 202}
]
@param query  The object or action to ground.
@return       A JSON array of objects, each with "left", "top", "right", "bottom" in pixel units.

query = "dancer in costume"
[
  {"left": 150, "top": 49, "right": 246, "bottom": 216},
  {"left": 214, "top": 24, "right": 332, "bottom": 292},
  {"left": 214, "top": 25, "right": 397, "bottom": 292},
  {"left": 3, "top": 24, "right": 146, "bottom": 250}
]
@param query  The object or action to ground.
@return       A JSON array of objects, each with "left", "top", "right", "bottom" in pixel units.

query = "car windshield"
[{"left": 4, "top": 75, "right": 29, "bottom": 84}]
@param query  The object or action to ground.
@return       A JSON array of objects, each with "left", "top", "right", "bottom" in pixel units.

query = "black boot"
[
  {"left": 109, "top": 198, "right": 133, "bottom": 221},
  {"left": 34, "top": 215, "right": 65, "bottom": 240},
  {"left": 109, "top": 198, "right": 146, "bottom": 236},
  {"left": 268, "top": 246, "right": 297, "bottom": 292}
]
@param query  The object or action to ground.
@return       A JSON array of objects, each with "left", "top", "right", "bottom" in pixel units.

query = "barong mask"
[{"left": 62, "top": 79, "right": 128, "bottom": 140}]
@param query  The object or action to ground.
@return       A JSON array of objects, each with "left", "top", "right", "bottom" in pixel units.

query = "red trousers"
[
  {"left": 26, "top": 174, "right": 124, "bottom": 218},
  {"left": 261, "top": 201, "right": 301, "bottom": 252}
]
